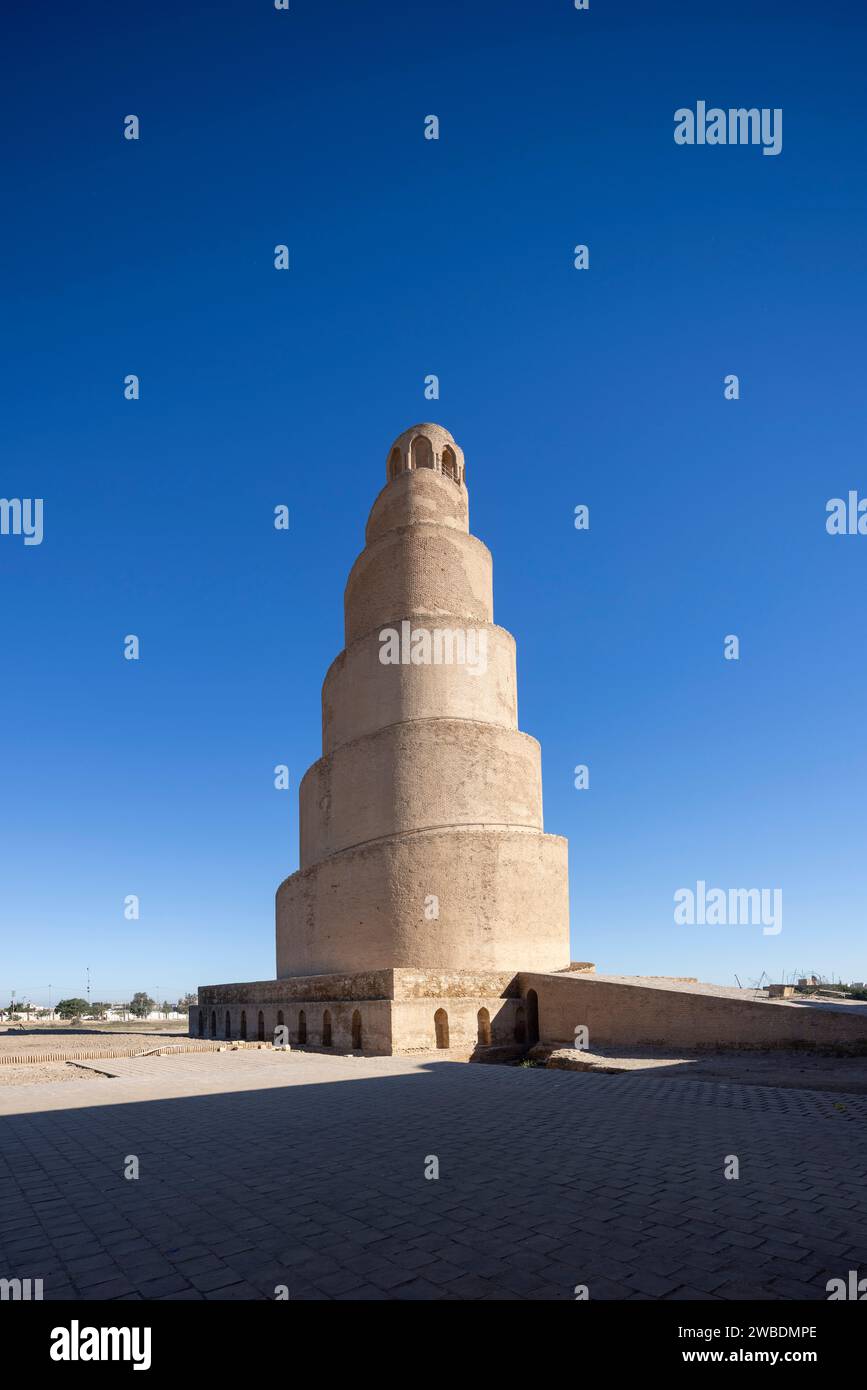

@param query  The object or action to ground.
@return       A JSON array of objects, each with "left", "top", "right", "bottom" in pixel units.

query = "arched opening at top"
[
  {"left": 210, "top": 1010, "right": 217, "bottom": 1039},
  {"left": 514, "top": 1005, "right": 527, "bottom": 1045},
  {"left": 322, "top": 1009, "right": 332, "bottom": 1047},
  {"left": 297, "top": 1009, "right": 307, "bottom": 1045},
  {"left": 197, "top": 1010, "right": 204, "bottom": 1038},
  {"left": 240, "top": 1009, "right": 247, "bottom": 1041},
  {"left": 224, "top": 1011, "right": 231, "bottom": 1040},
  {"left": 441, "top": 445, "right": 458, "bottom": 482},
  {"left": 526, "top": 990, "right": 540, "bottom": 1046},
  {"left": 477, "top": 1007, "right": 491, "bottom": 1047},
  {"left": 434, "top": 1008, "right": 450, "bottom": 1049},
  {"left": 351, "top": 1009, "right": 362, "bottom": 1050},
  {"left": 277, "top": 1009, "right": 285, "bottom": 1028},
  {"left": 388, "top": 446, "right": 402, "bottom": 480},
  {"left": 411, "top": 435, "right": 434, "bottom": 470},
  {"left": 257, "top": 1010, "right": 265, "bottom": 1042}
]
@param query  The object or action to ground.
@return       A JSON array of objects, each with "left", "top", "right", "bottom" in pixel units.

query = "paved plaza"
[{"left": 1, "top": 1051, "right": 866, "bottom": 1301}]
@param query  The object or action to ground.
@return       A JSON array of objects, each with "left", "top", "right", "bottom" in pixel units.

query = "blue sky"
[{"left": 2, "top": 0, "right": 865, "bottom": 1007}]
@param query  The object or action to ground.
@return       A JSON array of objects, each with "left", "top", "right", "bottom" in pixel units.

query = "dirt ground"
[
  {"left": 0, "top": 1061, "right": 108, "bottom": 1086},
  {"left": 0, "top": 1026, "right": 188, "bottom": 1055},
  {"left": 0, "top": 1025, "right": 209, "bottom": 1077},
  {"left": 3, "top": 1025, "right": 867, "bottom": 1095}
]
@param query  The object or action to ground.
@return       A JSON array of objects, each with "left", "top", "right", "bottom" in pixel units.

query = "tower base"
[{"left": 190, "top": 968, "right": 554, "bottom": 1056}]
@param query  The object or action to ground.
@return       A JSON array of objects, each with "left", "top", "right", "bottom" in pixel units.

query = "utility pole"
[{"left": 86, "top": 967, "right": 91, "bottom": 1010}]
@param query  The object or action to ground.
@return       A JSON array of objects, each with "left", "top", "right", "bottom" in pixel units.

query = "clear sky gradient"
[{"left": 2, "top": 0, "right": 865, "bottom": 1007}]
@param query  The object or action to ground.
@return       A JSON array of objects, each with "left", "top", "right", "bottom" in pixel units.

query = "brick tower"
[{"left": 194, "top": 424, "right": 571, "bottom": 1053}]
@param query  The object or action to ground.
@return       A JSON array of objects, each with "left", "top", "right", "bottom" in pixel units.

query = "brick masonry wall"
[
  {"left": 519, "top": 972, "right": 867, "bottom": 1050},
  {"left": 391, "top": 997, "right": 522, "bottom": 1051},
  {"left": 190, "top": 999, "right": 392, "bottom": 1053},
  {"left": 197, "top": 971, "right": 394, "bottom": 1005}
]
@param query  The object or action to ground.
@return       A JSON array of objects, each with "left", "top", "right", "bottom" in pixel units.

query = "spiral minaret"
[{"left": 275, "top": 423, "right": 571, "bottom": 977}]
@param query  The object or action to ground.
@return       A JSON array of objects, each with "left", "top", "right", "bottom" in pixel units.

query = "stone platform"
[
  {"left": 4, "top": 1049, "right": 867, "bottom": 1301},
  {"left": 192, "top": 965, "right": 867, "bottom": 1058},
  {"left": 191, "top": 968, "right": 540, "bottom": 1055}
]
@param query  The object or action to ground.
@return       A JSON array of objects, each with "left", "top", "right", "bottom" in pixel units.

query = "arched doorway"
[
  {"left": 277, "top": 1010, "right": 284, "bottom": 1028},
  {"left": 322, "top": 1009, "right": 332, "bottom": 1046},
  {"left": 526, "top": 990, "right": 539, "bottom": 1046},
  {"left": 477, "top": 1007, "right": 491, "bottom": 1046},
  {"left": 257, "top": 1010, "right": 265, "bottom": 1042},
  {"left": 224, "top": 1011, "right": 231, "bottom": 1040},
  {"left": 210, "top": 1011, "right": 217, "bottom": 1039},
  {"left": 298, "top": 1009, "right": 307, "bottom": 1045},
  {"left": 351, "top": 1010, "right": 362, "bottom": 1050},
  {"left": 240, "top": 1010, "right": 247, "bottom": 1040},
  {"left": 434, "top": 1009, "right": 449, "bottom": 1049},
  {"left": 197, "top": 1010, "right": 204, "bottom": 1038},
  {"left": 514, "top": 1005, "right": 526, "bottom": 1045}
]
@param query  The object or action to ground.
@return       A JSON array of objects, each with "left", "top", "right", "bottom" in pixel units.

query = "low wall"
[
  {"left": 519, "top": 973, "right": 867, "bottom": 1051},
  {"left": 190, "top": 1000, "right": 392, "bottom": 1054}
]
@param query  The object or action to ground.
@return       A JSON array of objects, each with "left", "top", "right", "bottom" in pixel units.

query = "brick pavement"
[{"left": 1, "top": 1052, "right": 865, "bottom": 1301}]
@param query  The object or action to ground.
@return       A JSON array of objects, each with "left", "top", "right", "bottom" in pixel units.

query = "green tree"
[
  {"left": 56, "top": 998, "right": 89, "bottom": 1019},
  {"left": 128, "top": 992, "right": 155, "bottom": 1019},
  {"left": 90, "top": 1002, "right": 110, "bottom": 1020}
]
